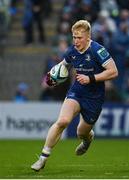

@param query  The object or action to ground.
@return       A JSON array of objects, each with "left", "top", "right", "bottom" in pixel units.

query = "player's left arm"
[
  {"left": 94, "top": 58, "right": 118, "bottom": 82},
  {"left": 76, "top": 58, "right": 118, "bottom": 84}
]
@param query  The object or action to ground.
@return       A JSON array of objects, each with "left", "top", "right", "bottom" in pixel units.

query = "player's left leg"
[{"left": 75, "top": 115, "right": 94, "bottom": 155}]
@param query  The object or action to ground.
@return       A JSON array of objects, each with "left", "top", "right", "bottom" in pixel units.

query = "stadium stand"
[
  {"left": 0, "top": 0, "right": 129, "bottom": 103},
  {"left": 0, "top": 0, "right": 64, "bottom": 100}
]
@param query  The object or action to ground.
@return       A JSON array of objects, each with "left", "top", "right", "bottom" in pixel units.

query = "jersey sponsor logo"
[
  {"left": 97, "top": 47, "right": 109, "bottom": 60},
  {"left": 75, "top": 67, "right": 94, "bottom": 72},
  {"left": 85, "top": 54, "right": 91, "bottom": 61}
]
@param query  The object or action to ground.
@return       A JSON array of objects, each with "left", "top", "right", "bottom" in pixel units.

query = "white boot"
[
  {"left": 31, "top": 156, "right": 47, "bottom": 171},
  {"left": 75, "top": 130, "right": 94, "bottom": 156}
]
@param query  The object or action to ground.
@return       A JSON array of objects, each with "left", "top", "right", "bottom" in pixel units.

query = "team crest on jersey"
[
  {"left": 85, "top": 54, "right": 91, "bottom": 61},
  {"left": 97, "top": 47, "right": 109, "bottom": 60}
]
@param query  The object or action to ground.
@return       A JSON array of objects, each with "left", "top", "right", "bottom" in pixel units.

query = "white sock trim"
[
  {"left": 40, "top": 155, "right": 48, "bottom": 160},
  {"left": 42, "top": 146, "right": 51, "bottom": 155}
]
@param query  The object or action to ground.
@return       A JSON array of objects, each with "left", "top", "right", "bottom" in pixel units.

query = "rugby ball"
[{"left": 50, "top": 64, "right": 69, "bottom": 83}]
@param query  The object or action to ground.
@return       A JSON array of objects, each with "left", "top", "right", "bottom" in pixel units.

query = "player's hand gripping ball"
[{"left": 45, "top": 72, "right": 57, "bottom": 86}]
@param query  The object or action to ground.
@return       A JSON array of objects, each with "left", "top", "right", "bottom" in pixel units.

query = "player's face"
[{"left": 72, "top": 29, "right": 90, "bottom": 52}]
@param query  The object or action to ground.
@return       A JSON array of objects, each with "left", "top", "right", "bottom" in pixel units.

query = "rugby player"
[{"left": 31, "top": 20, "right": 118, "bottom": 171}]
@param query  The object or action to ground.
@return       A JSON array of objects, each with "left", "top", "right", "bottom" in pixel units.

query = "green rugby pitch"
[{"left": 0, "top": 139, "right": 128, "bottom": 179}]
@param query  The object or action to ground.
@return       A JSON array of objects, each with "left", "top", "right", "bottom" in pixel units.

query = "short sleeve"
[
  {"left": 62, "top": 46, "right": 73, "bottom": 64},
  {"left": 63, "top": 54, "right": 71, "bottom": 64},
  {"left": 92, "top": 42, "right": 112, "bottom": 66}
]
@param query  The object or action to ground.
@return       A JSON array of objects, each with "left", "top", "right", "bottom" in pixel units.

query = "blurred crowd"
[
  {"left": 0, "top": 0, "right": 129, "bottom": 103},
  {"left": 41, "top": 0, "right": 129, "bottom": 103},
  {"left": 22, "top": 0, "right": 52, "bottom": 45}
]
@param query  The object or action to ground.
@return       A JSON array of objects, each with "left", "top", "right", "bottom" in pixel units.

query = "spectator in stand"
[
  {"left": 99, "top": 0, "right": 119, "bottom": 17},
  {"left": 57, "top": 37, "right": 69, "bottom": 58},
  {"left": 23, "top": 0, "right": 52, "bottom": 45},
  {"left": 116, "top": 9, "right": 129, "bottom": 27},
  {"left": 57, "top": 7, "right": 72, "bottom": 45},
  {"left": 111, "top": 21, "right": 129, "bottom": 90},
  {"left": 13, "top": 82, "right": 29, "bottom": 102},
  {"left": 78, "top": 0, "right": 100, "bottom": 23},
  {"left": 31, "top": 0, "right": 46, "bottom": 43},
  {"left": 61, "top": 0, "right": 80, "bottom": 23},
  {"left": 22, "top": 0, "right": 33, "bottom": 45},
  {"left": 92, "top": 10, "right": 117, "bottom": 48},
  {"left": 41, "top": 0, "right": 52, "bottom": 18},
  {"left": 9, "top": 0, "right": 17, "bottom": 16}
]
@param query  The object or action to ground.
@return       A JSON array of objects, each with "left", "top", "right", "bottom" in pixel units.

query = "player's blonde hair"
[{"left": 71, "top": 20, "right": 91, "bottom": 34}]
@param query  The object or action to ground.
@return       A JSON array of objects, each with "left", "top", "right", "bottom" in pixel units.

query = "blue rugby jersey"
[{"left": 63, "top": 40, "right": 112, "bottom": 99}]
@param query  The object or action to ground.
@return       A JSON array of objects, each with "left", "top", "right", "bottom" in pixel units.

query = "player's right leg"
[{"left": 31, "top": 98, "right": 80, "bottom": 171}]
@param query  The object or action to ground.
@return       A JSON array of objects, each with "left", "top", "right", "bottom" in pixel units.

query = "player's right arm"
[
  {"left": 44, "top": 59, "right": 69, "bottom": 87},
  {"left": 45, "top": 72, "right": 57, "bottom": 86},
  {"left": 45, "top": 45, "right": 72, "bottom": 86},
  {"left": 57, "top": 59, "right": 69, "bottom": 66}
]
